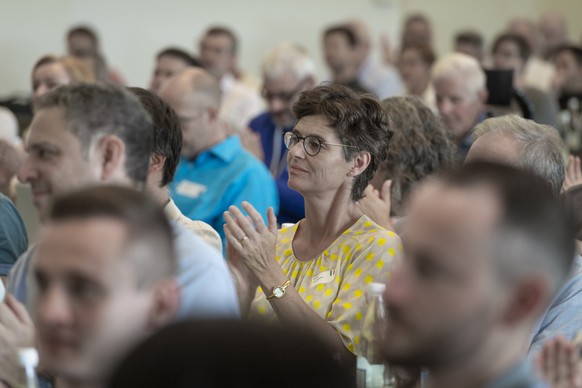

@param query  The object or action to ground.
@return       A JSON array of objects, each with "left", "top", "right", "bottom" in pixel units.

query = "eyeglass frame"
[{"left": 283, "top": 131, "right": 358, "bottom": 156}]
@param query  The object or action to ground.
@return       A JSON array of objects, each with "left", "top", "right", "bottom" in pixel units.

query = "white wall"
[
  {"left": 0, "top": 0, "right": 401, "bottom": 96},
  {"left": 3, "top": 0, "right": 581, "bottom": 98},
  {"left": 400, "top": 0, "right": 582, "bottom": 59}
]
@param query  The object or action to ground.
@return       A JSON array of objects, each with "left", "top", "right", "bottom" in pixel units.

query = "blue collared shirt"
[
  {"left": 170, "top": 136, "right": 278, "bottom": 252},
  {"left": 529, "top": 255, "right": 582, "bottom": 354},
  {"left": 486, "top": 360, "right": 547, "bottom": 388}
]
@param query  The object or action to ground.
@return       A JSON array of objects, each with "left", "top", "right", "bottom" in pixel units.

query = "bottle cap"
[
  {"left": 17, "top": 347, "right": 39, "bottom": 368},
  {"left": 369, "top": 282, "right": 386, "bottom": 294}
]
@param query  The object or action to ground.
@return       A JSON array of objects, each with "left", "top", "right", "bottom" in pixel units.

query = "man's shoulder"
[
  {"left": 487, "top": 360, "right": 546, "bottom": 388},
  {"left": 0, "top": 193, "right": 25, "bottom": 225},
  {"left": 169, "top": 220, "right": 239, "bottom": 319},
  {"left": 529, "top": 256, "right": 582, "bottom": 353},
  {"left": 171, "top": 221, "right": 223, "bottom": 264},
  {"left": 248, "top": 112, "right": 274, "bottom": 132},
  {"left": 6, "top": 245, "right": 37, "bottom": 305},
  {"left": 174, "top": 213, "right": 222, "bottom": 253},
  {"left": 0, "top": 193, "right": 15, "bottom": 209}
]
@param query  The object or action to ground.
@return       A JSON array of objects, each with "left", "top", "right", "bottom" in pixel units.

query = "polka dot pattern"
[{"left": 249, "top": 215, "right": 403, "bottom": 357}]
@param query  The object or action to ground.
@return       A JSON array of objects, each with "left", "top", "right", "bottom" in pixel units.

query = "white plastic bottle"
[
  {"left": 16, "top": 348, "right": 40, "bottom": 388},
  {"left": 356, "top": 282, "right": 394, "bottom": 388}
]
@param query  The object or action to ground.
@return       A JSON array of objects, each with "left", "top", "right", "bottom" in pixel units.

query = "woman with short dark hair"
[{"left": 224, "top": 84, "right": 402, "bottom": 367}]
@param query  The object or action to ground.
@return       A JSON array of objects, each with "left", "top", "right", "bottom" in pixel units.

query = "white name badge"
[
  {"left": 176, "top": 181, "right": 207, "bottom": 199},
  {"left": 312, "top": 270, "right": 335, "bottom": 286}
]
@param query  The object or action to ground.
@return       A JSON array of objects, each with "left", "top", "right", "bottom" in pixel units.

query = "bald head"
[
  {"left": 158, "top": 68, "right": 224, "bottom": 158},
  {"left": 161, "top": 68, "right": 221, "bottom": 108}
]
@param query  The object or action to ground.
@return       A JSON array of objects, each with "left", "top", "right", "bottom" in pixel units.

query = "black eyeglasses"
[{"left": 283, "top": 132, "right": 357, "bottom": 156}]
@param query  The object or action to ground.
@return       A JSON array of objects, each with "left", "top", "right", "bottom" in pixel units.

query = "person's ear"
[
  {"left": 501, "top": 275, "right": 551, "bottom": 326},
  {"left": 98, "top": 135, "right": 126, "bottom": 182},
  {"left": 206, "top": 105, "right": 219, "bottom": 122},
  {"left": 348, "top": 151, "right": 371, "bottom": 177},
  {"left": 147, "top": 279, "right": 179, "bottom": 330},
  {"left": 148, "top": 153, "right": 166, "bottom": 176},
  {"left": 478, "top": 88, "right": 489, "bottom": 105}
]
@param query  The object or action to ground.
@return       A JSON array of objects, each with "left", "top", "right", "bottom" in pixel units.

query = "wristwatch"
[{"left": 266, "top": 280, "right": 291, "bottom": 300}]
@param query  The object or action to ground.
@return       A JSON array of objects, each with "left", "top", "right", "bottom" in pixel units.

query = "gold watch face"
[{"left": 273, "top": 287, "right": 285, "bottom": 298}]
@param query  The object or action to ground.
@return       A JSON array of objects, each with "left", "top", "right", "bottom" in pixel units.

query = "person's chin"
[
  {"left": 41, "top": 345, "right": 79, "bottom": 375},
  {"left": 32, "top": 194, "right": 51, "bottom": 217},
  {"left": 286, "top": 178, "right": 306, "bottom": 194}
]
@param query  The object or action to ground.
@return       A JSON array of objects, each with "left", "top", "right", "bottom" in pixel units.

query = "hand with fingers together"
[
  {"left": 357, "top": 181, "right": 393, "bottom": 231},
  {"left": 223, "top": 201, "right": 280, "bottom": 284}
]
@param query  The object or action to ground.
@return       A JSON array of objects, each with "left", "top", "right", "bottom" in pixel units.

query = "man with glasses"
[
  {"left": 248, "top": 43, "right": 316, "bottom": 224},
  {"left": 160, "top": 67, "right": 278, "bottom": 253}
]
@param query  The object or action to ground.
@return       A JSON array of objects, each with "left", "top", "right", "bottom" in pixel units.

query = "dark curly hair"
[
  {"left": 376, "top": 96, "right": 456, "bottom": 215},
  {"left": 293, "top": 83, "right": 393, "bottom": 201}
]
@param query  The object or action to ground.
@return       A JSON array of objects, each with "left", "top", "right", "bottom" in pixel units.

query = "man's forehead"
[
  {"left": 434, "top": 75, "right": 475, "bottom": 98},
  {"left": 202, "top": 34, "right": 233, "bottom": 47},
  {"left": 37, "top": 218, "right": 129, "bottom": 267},
  {"left": 465, "top": 132, "right": 521, "bottom": 166},
  {"left": 264, "top": 73, "right": 299, "bottom": 91},
  {"left": 406, "top": 181, "right": 501, "bottom": 240},
  {"left": 158, "top": 73, "right": 191, "bottom": 103},
  {"left": 28, "top": 107, "right": 70, "bottom": 140}
]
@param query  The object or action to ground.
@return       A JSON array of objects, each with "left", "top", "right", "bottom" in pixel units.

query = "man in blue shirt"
[
  {"left": 161, "top": 68, "right": 278, "bottom": 251},
  {"left": 382, "top": 163, "right": 572, "bottom": 388},
  {"left": 465, "top": 115, "right": 582, "bottom": 357}
]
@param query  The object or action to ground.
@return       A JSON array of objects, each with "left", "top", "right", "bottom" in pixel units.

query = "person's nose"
[
  {"left": 269, "top": 97, "right": 287, "bottom": 114},
  {"left": 33, "top": 84, "right": 49, "bottom": 102},
  {"left": 37, "top": 285, "right": 74, "bottom": 327},
  {"left": 17, "top": 156, "right": 38, "bottom": 184},
  {"left": 287, "top": 138, "right": 306, "bottom": 160},
  {"left": 438, "top": 98, "right": 453, "bottom": 116}
]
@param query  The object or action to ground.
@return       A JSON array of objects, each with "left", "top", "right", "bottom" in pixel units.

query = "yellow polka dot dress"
[{"left": 249, "top": 215, "right": 403, "bottom": 356}]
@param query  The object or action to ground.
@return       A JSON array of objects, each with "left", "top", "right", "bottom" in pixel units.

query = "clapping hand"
[
  {"left": 357, "top": 181, "right": 394, "bottom": 231},
  {"left": 536, "top": 336, "right": 582, "bottom": 388}
]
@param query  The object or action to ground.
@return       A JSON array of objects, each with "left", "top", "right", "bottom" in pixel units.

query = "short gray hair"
[
  {"left": 473, "top": 115, "right": 566, "bottom": 195},
  {"left": 37, "top": 84, "right": 153, "bottom": 185},
  {"left": 261, "top": 42, "right": 316, "bottom": 82},
  {"left": 432, "top": 53, "right": 485, "bottom": 97}
]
